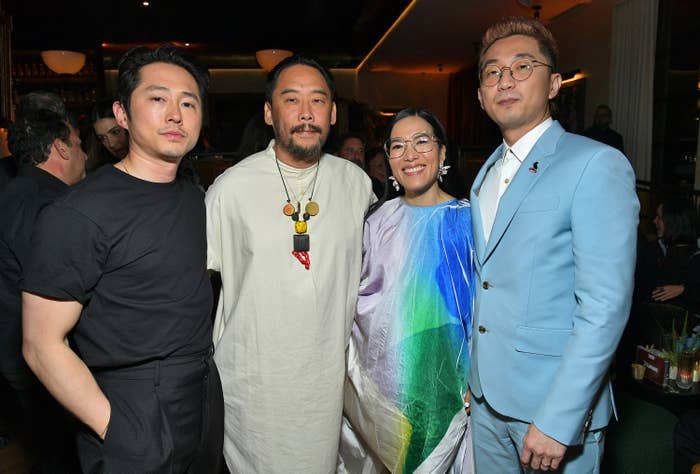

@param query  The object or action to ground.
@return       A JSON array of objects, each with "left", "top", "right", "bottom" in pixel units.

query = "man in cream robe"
[{"left": 206, "top": 55, "right": 375, "bottom": 473}]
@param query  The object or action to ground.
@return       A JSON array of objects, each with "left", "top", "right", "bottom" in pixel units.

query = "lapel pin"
[{"left": 529, "top": 161, "right": 539, "bottom": 173}]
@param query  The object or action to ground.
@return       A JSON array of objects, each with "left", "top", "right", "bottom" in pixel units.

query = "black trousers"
[{"left": 77, "top": 348, "right": 224, "bottom": 474}]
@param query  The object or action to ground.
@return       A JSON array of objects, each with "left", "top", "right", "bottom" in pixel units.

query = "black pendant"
[{"left": 293, "top": 234, "right": 310, "bottom": 252}]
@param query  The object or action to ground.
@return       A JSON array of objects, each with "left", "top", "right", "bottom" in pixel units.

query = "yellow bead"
[{"left": 295, "top": 220, "right": 307, "bottom": 234}]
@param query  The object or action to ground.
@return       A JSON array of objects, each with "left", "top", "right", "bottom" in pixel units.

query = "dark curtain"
[
  {"left": 445, "top": 64, "right": 501, "bottom": 191},
  {"left": 446, "top": 64, "right": 500, "bottom": 149}
]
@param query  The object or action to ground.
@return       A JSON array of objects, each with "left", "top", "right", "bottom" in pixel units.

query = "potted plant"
[{"left": 662, "top": 311, "right": 700, "bottom": 381}]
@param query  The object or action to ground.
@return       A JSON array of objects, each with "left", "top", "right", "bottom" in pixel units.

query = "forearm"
[
  {"left": 24, "top": 338, "right": 110, "bottom": 438},
  {"left": 22, "top": 292, "right": 110, "bottom": 438}
]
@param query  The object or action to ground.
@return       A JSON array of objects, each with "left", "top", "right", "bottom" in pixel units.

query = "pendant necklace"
[{"left": 275, "top": 157, "right": 320, "bottom": 270}]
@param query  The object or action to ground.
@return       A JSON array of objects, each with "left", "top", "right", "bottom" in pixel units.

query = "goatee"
[
  {"left": 281, "top": 139, "right": 321, "bottom": 160},
  {"left": 280, "top": 124, "right": 325, "bottom": 161}
]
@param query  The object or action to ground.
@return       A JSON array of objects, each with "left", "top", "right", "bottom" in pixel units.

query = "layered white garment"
[{"left": 205, "top": 140, "right": 375, "bottom": 473}]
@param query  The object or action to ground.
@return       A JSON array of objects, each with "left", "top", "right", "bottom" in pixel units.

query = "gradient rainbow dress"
[{"left": 343, "top": 197, "right": 476, "bottom": 473}]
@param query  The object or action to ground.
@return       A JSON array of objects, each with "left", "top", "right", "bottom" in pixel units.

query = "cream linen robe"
[{"left": 206, "top": 140, "right": 375, "bottom": 473}]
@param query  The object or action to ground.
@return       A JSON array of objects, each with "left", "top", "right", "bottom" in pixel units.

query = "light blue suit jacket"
[{"left": 469, "top": 121, "right": 639, "bottom": 445}]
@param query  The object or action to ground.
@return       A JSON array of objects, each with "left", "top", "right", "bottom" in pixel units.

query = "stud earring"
[
  {"left": 438, "top": 164, "right": 451, "bottom": 182},
  {"left": 388, "top": 176, "right": 400, "bottom": 191}
]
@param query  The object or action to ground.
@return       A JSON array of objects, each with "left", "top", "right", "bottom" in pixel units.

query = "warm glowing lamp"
[
  {"left": 41, "top": 50, "right": 86, "bottom": 74},
  {"left": 255, "top": 49, "right": 293, "bottom": 71}
]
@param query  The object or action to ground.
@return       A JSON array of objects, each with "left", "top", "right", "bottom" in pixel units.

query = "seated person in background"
[
  {"left": 364, "top": 146, "right": 386, "bottom": 198},
  {"left": 337, "top": 131, "right": 367, "bottom": 167},
  {"left": 635, "top": 197, "right": 700, "bottom": 314},
  {"left": 85, "top": 97, "right": 128, "bottom": 172},
  {"left": 583, "top": 104, "right": 624, "bottom": 154}
]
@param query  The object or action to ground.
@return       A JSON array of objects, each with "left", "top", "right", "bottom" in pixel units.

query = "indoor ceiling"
[{"left": 4, "top": 0, "right": 596, "bottom": 73}]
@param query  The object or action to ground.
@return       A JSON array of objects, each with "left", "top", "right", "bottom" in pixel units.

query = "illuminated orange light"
[{"left": 562, "top": 72, "right": 586, "bottom": 85}]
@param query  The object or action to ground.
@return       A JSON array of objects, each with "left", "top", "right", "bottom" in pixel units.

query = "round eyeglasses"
[
  {"left": 480, "top": 58, "right": 553, "bottom": 87},
  {"left": 384, "top": 133, "right": 438, "bottom": 160}
]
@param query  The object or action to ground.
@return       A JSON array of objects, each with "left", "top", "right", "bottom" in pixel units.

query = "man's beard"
[{"left": 279, "top": 124, "right": 325, "bottom": 161}]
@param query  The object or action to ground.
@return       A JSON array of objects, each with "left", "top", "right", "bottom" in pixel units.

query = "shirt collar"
[{"left": 502, "top": 117, "right": 553, "bottom": 164}]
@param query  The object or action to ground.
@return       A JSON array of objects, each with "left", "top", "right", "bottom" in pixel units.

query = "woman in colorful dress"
[{"left": 341, "top": 108, "right": 476, "bottom": 473}]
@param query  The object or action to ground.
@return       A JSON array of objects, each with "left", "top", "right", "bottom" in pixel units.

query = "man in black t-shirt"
[{"left": 22, "top": 45, "right": 223, "bottom": 473}]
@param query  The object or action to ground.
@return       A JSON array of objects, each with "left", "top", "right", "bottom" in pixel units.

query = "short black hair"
[
  {"left": 265, "top": 55, "right": 335, "bottom": 104},
  {"left": 9, "top": 109, "right": 72, "bottom": 166},
  {"left": 337, "top": 131, "right": 366, "bottom": 150},
  {"left": 16, "top": 91, "right": 68, "bottom": 120},
  {"left": 117, "top": 43, "right": 210, "bottom": 119},
  {"left": 662, "top": 197, "right": 698, "bottom": 245}
]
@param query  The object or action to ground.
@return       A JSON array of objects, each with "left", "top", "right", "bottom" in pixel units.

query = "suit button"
[
  {"left": 482, "top": 281, "right": 490, "bottom": 289},
  {"left": 478, "top": 325, "right": 486, "bottom": 333}
]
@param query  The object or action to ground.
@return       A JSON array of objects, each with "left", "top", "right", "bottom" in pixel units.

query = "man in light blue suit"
[{"left": 469, "top": 16, "right": 639, "bottom": 473}]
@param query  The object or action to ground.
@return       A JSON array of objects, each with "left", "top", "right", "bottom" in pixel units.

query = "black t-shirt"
[
  {"left": 23, "top": 165, "right": 213, "bottom": 369},
  {"left": 0, "top": 166, "right": 68, "bottom": 361}
]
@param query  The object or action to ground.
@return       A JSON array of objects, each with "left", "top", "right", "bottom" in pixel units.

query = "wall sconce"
[
  {"left": 561, "top": 69, "right": 584, "bottom": 85},
  {"left": 255, "top": 49, "right": 293, "bottom": 71},
  {"left": 41, "top": 50, "right": 86, "bottom": 74}
]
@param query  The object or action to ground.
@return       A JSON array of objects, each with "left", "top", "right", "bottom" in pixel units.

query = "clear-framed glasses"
[
  {"left": 480, "top": 58, "right": 553, "bottom": 87},
  {"left": 384, "top": 132, "right": 438, "bottom": 159}
]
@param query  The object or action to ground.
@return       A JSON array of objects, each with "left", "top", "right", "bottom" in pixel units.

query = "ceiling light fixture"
[
  {"left": 255, "top": 49, "right": 293, "bottom": 71},
  {"left": 40, "top": 50, "right": 86, "bottom": 74}
]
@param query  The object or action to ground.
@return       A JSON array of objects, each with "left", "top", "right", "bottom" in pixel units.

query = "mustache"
[{"left": 290, "top": 124, "right": 322, "bottom": 134}]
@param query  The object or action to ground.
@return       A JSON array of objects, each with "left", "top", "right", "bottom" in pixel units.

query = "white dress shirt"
[{"left": 479, "top": 117, "right": 553, "bottom": 241}]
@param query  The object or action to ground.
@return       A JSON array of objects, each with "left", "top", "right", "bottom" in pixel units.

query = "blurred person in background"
[
  {"left": 583, "top": 104, "right": 624, "bottom": 154},
  {"left": 364, "top": 146, "right": 386, "bottom": 198},
  {"left": 1, "top": 106, "right": 85, "bottom": 473},
  {"left": 85, "top": 97, "right": 128, "bottom": 173},
  {"left": 337, "top": 131, "right": 367, "bottom": 167},
  {"left": 635, "top": 197, "right": 700, "bottom": 313}
]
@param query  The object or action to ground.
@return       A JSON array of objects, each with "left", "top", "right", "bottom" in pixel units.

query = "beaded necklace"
[{"left": 274, "top": 157, "right": 320, "bottom": 270}]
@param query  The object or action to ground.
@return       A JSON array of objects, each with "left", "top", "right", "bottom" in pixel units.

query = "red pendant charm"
[{"left": 292, "top": 250, "right": 311, "bottom": 270}]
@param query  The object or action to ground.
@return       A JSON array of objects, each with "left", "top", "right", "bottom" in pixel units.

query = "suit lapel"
[
  {"left": 470, "top": 144, "right": 504, "bottom": 264},
  {"left": 483, "top": 122, "right": 565, "bottom": 262}
]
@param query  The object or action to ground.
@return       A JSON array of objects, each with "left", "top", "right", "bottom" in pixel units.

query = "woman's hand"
[{"left": 652, "top": 284, "right": 685, "bottom": 301}]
